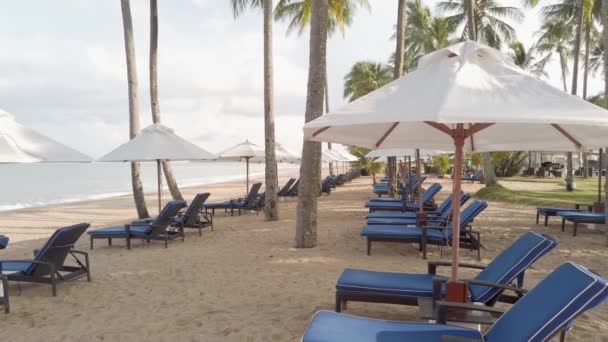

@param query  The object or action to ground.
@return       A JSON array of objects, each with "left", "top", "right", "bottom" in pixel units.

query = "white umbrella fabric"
[
  {"left": 304, "top": 40, "right": 608, "bottom": 300},
  {"left": 97, "top": 123, "right": 216, "bottom": 212},
  {"left": 0, "top": 109, "right": 92, "bottom": 163},
  {"left": 365, "top": 148, "right": 445, "bottom": 159},
  {"left": 218, "top": 140, "right": 266, "bottom": 193}
]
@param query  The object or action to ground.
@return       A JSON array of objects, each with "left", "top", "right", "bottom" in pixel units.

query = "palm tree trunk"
[
  {"left": 583, "top": 23, "right": 591, "bottom": 100},
  {"left": 121, "top": 0, "right": 149, "bottom": 219},
  {"left": 466, "top": 0, "right": 477, "bottom": 41},
  {"left": 263, "top": 0, "right": 279, "bottom": 220},
  {"left": 325, "top": 71, "right": 334, "bottom": 176},
  {"left": 386, "top": 0, "right": 407, "bottom": 198},
  {"left": 571, "top": 2, "right": 584, "bottom": 96},
  {"left": 149, "top": 0, "right": 183, "bottom": 201},
  {"left": 559, "top": 49, "right": 568, "bottom": 92},
  {"left": 295, "top": 0, "right": 328, "bottom": 248}
]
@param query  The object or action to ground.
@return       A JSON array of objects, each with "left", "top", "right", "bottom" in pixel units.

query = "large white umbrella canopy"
[
  {"left": 98, "top": 123, "right": 216, "bottom": 212},
  {"left": 0, "top": 109, "right": 92, "bottom": 163},
  {"left": 304, "top": 40, "right": 608, "bottom": 295},
  {"left": 366, "top": 148, "right": 445, "bottom": 159}
]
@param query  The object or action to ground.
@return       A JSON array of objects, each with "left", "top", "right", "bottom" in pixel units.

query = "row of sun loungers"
[{"left": 300, "top": 178, "right": 607, "bottom": 341}]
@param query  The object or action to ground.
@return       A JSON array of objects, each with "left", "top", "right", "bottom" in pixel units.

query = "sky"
[{"left": 0, "top": 0, "right": 602, "bottom": 157}]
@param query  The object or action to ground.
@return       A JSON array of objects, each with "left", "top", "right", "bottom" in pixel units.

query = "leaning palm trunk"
[
  {"left": 465, "top": 0, "right": 477, "bottom": 41},
  {"left": 149, "top": 0, "right": 183, "bottom": 201},
  {"left": 295, "top": 0, "right": 328, "bottom": 248},
  {"left": 387, "top": 0, "right": 406, "bottom": 198},
  {"left": 559, "top": 49, "right": 568, "bottom": 92},
  {"left": 583, "top": 24, "right": 591, "bottom": 100},
  {"left": 263, "top": 0, "right": 279, "bottom": 220},
  {"left": 566, "top": 3, "right": 584, "bottom": 191},
  {"left": 121, "top": 0, "right": 149, "bottom": 218}
]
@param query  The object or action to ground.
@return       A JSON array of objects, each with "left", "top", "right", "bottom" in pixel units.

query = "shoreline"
[{"left": 0, "top": 167, "right": 301, "bottom": 244}]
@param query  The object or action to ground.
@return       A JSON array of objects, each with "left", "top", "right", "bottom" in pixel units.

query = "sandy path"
[{"left": 0, "top": 176, "right": 606, "bottom": 341}]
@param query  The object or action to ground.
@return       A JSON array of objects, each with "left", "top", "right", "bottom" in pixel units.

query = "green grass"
[{"left": 475, "top": 177, "right": 604, "bottom": 208}]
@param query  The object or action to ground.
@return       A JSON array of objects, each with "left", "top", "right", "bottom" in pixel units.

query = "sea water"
[{"left": 0, "top": 161, "right": 298, "bottom": 211}]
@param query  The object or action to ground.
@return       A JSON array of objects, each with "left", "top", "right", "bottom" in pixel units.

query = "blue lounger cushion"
[
  {"left": 203, "top": 201, "right": 232, "bottom": 209},
  {"left": 302, "top": 311, "right": 483, "bottom": 342},
  {"left": 88, "top": 225, "right": 150, "bottom": 236},
  {"left": 1, "top": 261, "right": 33, "bottom": 272},
  {"left": 537, "top": 207, "right": 583, "bottom": 213},
  {"left": 360, "top": 225, "right": 446, "bottom": 241},
  {"left": 366, "top": 217, "right": 418, "bottom": 225},
  {"left": 558, "top": 211, "right": 605, "bottom": 222},
  {"left": 0, "top": 235, "right": 8, "bottom": 249},
  {"left": 337, "top": 269, "right": 441, "bottom": 297}
]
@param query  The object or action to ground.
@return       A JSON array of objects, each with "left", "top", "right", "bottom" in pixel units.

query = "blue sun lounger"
[
  {"left": 88, "top": 200, "right": 187, "bottom": 249},
  {"left": 335, "top": 231, "right": 556, "bottom": 312},
  {"left": 0, "top": 235, "right": 7, "bottom": 249},
  {"left": 204, "top": 183, "right": 262, "bottom": 216},
  {"left": 366, "top": 193, "right": 471, "bottom": 226},
  {"left": 558, "top": 210, "right": 606, "bottom": 236},
  {"left": 361, "top": 200, "right": 488, "bottom": 259},
  {"left": 371, "top": 176, "right": 427, "bottom": 200},
  {"left": 302, "top": 262, "right": 608, "bottom": 342},
  {"left": 365, "top": 183, "right": 442, "bottom": 213},
  {"left": 0, "top": 223, "right": 91, "bottom": 302},
  {"left": 536, "top": 205, "right": 590, "bottom": 226}
]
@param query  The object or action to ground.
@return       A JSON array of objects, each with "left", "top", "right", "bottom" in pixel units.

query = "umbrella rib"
[
  {"left": 375, "top": 122, "right": 399, "bottom": 148},
  {"left": 551, "top": 124, "right": 582, "bottom": 149},
  {"left": 424, "top": 121, "right": 454, "bottom": 136},
  {"left": 312, "top": 126, "right": 331, "bottom": 137},
  {"left": 465, "top": 123, "right": 494, "bottom": 137}
]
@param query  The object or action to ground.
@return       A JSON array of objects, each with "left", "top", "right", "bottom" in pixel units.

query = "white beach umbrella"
[
  {"left": 218, "top": 140, "right": 266, "bottom": 193},
  {"left": 275, "top": 143, "right": 301, "bottom": 164},
  {"left": 304, "top": 40, "right": 608, "bottom": 297},
  {"left": 0, "top": 109, "right": 92, "bottom": 163},
  {"left": 365, "top": 148, "right": 445, "bottom": 159},
  {"left": 97, "top": 123, "right": 216, "bottom": 212}
]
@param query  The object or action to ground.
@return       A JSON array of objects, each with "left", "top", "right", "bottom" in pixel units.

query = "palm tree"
[
  {"left": 230, "top": 0, "right": 280, "bottom": 220},
  {"left": 120, "top": 0, "right": 149, "bottom": 219},
  {"left": 436, "top": 0, "right": 524, "bottom": 49},
  {"left": 509, "top": 41, "right": 549, "bottom": 77},
  {"left": 274, "top": 0, "right": 370, "bottom": 177},
  {"left": 343, "top": 61, "right": 392, "bottom": 102},
  {"left": 149, "top": 0, "right": 184, "bottom": 202},
  {"left": 350, "top": 147, "right": 384, "bottom": 184},
  {"left": 535, "top": 18, "right": 574, "bottom": 92},
  {"left": 588, "top": 29, "right": 603, "bottom": 75},
  {"left": 295, "top": 0, "right": 328, "bottom": 248}
]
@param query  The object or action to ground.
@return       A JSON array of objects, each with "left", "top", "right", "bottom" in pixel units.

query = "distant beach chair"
[
  {"left": 536, "top": 204, "right": 591, "bottom": 226},
  {"left": 277, "top": 178, "right": 296, "bottom": 197},
  {"left": 335, "top": 231, "right": 556, "bottom": 313},
  {"left": 0, "top": 223, "right": 91, "bottom": 299},
  {"left": 461, "top": 169, "right": 484, "bottom": 183},
  {"left": 88, "top": 200, "right": 187, "bottom": 249},
  {"left": 284, "top": 179, "right": 300, "bottom": 197},
  {"left": 302, "top": 262, "right": 608, "bottom": 342},
  {"left": 321, "top": 176, "right": 333, "bottom": 195},
  {"left": 558, "top": 211, "right": 606, "bottom": 236},
  {"left": 361, "top": 200, "right": 488, "bottom": 259},
  {"left": 0, "top": 235, "right": 8, "bottom": 249},
  {"left": 365, "top": 183, "right": 442, "bottom": 213},
  {"left": 366, "top": 192, "right": 470, "bottom": 225},
  {"left": 203, "top": 183, "right": 262, "bottom": 216},
  {"left": 131, "top": 193, "right": 213, "bottom": 236}
]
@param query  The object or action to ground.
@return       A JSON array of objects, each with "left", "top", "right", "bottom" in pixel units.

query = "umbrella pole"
[
  {"left": 445, "top": 124, "right": 467, "bottom": 302},
  {"left": 157, "top": 159, "right": 162, "bottom": 214},
  {"left": 416, "top": 149, "right": 426, "bottom": 258},
  {"left": 246, "top": 157, "right": 250, "bottom": 194},
  {"left": 599, "top": 148, "right": 603, "bottom": 203}
]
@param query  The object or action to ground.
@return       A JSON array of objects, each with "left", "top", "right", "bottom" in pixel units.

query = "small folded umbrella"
[{"left": 97, "top": 123, "right": 216, "bottom": 213}]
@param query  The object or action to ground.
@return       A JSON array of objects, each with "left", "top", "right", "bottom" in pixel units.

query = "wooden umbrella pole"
[
  {"left": 246, "top": 157, "right": 250, "bottom": 194},
  {"left": 157, "top": 159, "right": 162, "bottom": 214},
  {"left": 446, "top": 123, "right": 467, "bottom": 302},
  {"left": 416, "top": 149, "right": 424, "bottom": 226}
]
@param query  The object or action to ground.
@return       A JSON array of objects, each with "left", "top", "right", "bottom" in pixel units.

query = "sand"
[{"left": 0, "top": 175, "right": 607, "bottom": 341}]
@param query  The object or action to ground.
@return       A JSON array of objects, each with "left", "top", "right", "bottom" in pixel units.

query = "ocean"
[{"left": 0, "top": 161, "right": 298, "bottom": 211}]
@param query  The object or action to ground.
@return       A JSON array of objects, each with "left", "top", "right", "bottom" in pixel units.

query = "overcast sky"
[{"left": 1, "top": 0, "right": 602, "bottom": 157}]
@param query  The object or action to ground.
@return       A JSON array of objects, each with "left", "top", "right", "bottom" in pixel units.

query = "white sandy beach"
[{"left": 0, "top": 174, "right": 606, "bottom": 341}]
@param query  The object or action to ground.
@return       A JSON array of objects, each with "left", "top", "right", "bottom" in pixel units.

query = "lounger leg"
[
  {"left": 127, "top": 237, "right": 131, "bottom": 250},
  {"left": 366, "top": 239, "right": 371, "bottom": 256},
  {"left": 573, "top": 222, "right": 578, "bottom": 237},
  {"left": 561, "top": 219, "right": 566, "bottom": 232},
  {"left": 2, "top": 276, "right": 9, "bottom": 314},
  {"left": 544, "top": 214, "right": 548, "bottom": 227},
  {"left": 51, "top": 272, "right": 57, "bottom": 297},
  {"left": 90, "top": 237, "right": 94, "bottom": 250},
  {"left": 165, "top": 237, "right": 168, "bottom": 248},
  {"left": 84, "top": 252, "right": 91, "bottom": 282},
  {"left": 335, "top": 295, "right": 342, "bottom": 312},
  {"left": 108, "top": 238, "right": 112, "bottom": 246},
  {"left": 536, "top": 211, "right": 539, "bottom": 224}
]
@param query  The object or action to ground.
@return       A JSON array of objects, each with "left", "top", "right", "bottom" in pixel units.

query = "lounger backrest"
[
  {"left": 147, "top": 200, "right": 187, "bottom": 234},
  {"left": 422, "top": 183, "right": 442, "bottom": 204},
  {"left": 288, "top": 179, "right": 300, "bottom": 195},
  {"left": 436, "top": 192, "right": 471, "bottom": 218},
  {"left": 470, "top": 232, "right": 557, "bottom": 303},
  {"left": 444, "top": 200, "right": 487, "bottom": 236},
  {"left": 484, "top": 262, "right": 608, "bottom": 341},
  {"left": 182, "top": 193, "right": 210, "bottom": 226},
  {"left": 27, "top": 223, "right": 90, "bottom": 275},
  {"left": 242, "top": 183, "right": 263, "bottom": 206},
  {"left": 278, "top": 178, "right": 296, "bottom": 195}
]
